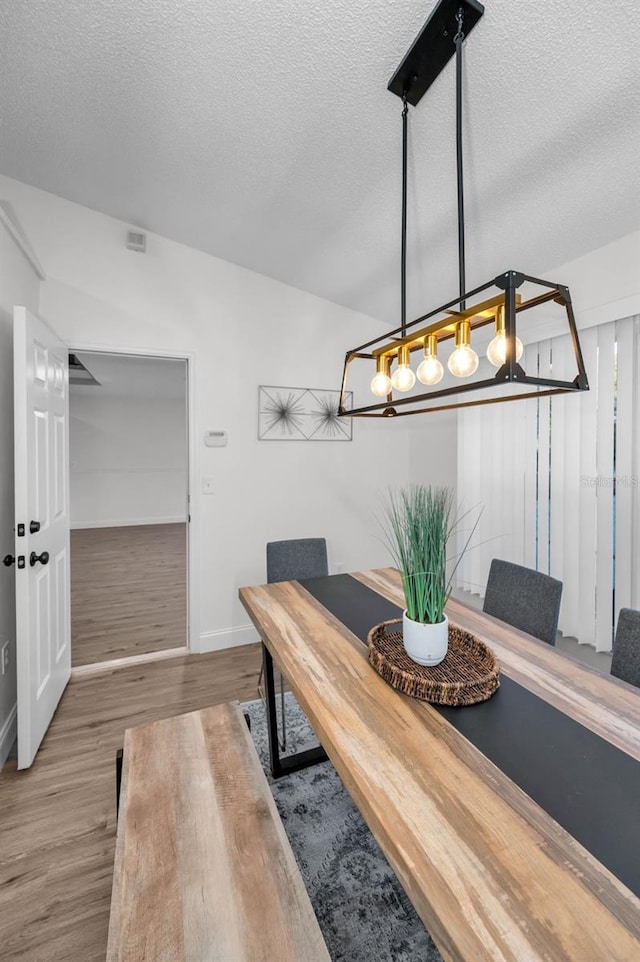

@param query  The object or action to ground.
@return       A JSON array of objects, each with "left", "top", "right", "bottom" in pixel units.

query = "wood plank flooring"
[
  {"left": 71, "top": 523, "right": 187, "bottom": 666},
  {"left": 0, "top": 644, "right": 262, "bottom": 962}
]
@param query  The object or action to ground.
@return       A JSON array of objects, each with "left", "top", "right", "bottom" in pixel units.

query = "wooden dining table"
[{"left": 239, "top": 567, "right": 640, "bottom": 962}]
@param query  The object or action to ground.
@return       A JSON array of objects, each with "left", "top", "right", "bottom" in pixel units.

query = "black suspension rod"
[
  {"left": 455, "top": 11, "right": 466, "bottom": 308},
  {"left": 401, "top": 93, "right": 408, "bottom": 336}
]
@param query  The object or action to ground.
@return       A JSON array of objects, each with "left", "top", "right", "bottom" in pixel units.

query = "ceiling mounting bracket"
[{"left": 387, "top": 0, "right": 484, "bottom": 106}]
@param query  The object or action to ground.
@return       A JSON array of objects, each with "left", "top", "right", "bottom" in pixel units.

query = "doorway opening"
[{"left": 68, "top": 351, "right": 189, "bottom": 669}]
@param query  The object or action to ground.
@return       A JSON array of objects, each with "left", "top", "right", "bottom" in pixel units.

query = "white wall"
[
  {"left": 70, "top": 394, "right": 187, "bottom": 528},
  {"left": 0, "top": 174, "right": 411, "bottom": 652},
  {"left": 521, "top": 231, "right": 640, "bottom": 343},
  {"left": 408, "top": 410, "right": 458, "bottom": 492},
  {"left": 0, "top": 211, "right": 41, "bottom": 767}
]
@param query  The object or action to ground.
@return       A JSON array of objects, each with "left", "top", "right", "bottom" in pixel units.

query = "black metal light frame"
[
  {"left": 338, "top": 0, "right": 589, "bottom": 418},
  {"left": 339, "top": 270, "right": 588, "bottom": 417}
]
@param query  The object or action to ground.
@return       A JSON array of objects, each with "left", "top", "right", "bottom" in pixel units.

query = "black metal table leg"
[{"left": 262, "top": 642, "right": 327, "bottom": 778}]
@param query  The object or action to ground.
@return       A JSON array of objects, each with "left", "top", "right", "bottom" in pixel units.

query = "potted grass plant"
[{"left": 383, "top": 485, "right": 478, "bottom": 666}]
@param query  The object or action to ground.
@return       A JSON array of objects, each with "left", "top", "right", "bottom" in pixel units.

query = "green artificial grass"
[{"left": 383, "top": 485, "right": 479, "bottom": 625}]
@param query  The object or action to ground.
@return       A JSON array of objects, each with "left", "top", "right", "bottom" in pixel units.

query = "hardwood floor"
[
  {"left": 0, "top": 644, "right": 262, "bottom": 962},
  {"left": 71, "top": 523, "right": 188, "bottom": 666}
]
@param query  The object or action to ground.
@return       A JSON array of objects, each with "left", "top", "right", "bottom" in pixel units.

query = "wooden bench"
[{"left": 107, "top": 701, "right": 330, "bottom": 962}]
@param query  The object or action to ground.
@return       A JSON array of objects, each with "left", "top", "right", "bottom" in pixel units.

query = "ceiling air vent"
[
  {"left": 69, "top": 353, "right": 100, "bottom": 386},
  {"left": 126, "top": 229, "right": 146, "bottom": 253}
]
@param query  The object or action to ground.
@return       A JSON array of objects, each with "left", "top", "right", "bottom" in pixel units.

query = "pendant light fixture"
[{"left": 338, "top": 0, "right": 589, "bottom": 418}]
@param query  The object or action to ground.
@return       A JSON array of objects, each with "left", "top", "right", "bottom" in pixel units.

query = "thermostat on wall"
[{"left": 204, "top": 430, "right": 228, "bottom": 448}]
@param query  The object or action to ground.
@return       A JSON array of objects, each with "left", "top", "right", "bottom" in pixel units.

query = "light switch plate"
[{"left": 202, "top": 477, "right": 215, "bottom": 495}]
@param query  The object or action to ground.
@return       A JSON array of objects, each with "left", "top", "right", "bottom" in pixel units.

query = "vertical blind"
[{"left": 456, "top": 315, "right": 640, "bottom": 651}]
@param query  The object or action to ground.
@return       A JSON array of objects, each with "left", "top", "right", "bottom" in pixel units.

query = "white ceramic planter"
[{"left": 402, "top": 611, "right": 449, "bottom": 666}]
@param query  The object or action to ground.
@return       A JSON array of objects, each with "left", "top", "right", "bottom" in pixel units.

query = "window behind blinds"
[{"left": 456, "top": 315, "right": 640, "bottom": 651}]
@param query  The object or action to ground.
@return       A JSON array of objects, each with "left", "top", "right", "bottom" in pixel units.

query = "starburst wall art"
[{"left": 258, "top": 386, "right": 353, "bottom": 441}]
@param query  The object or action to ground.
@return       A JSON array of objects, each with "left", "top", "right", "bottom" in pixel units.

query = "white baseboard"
[
  {"left": 71, "top": 516, "right": 187, "bottom": 530},
  {"left": 0, "top": 703, "right": 17, "bottom": 771},
  {"left": 198, "top": 624, "right": 259, "bottom": 653}
]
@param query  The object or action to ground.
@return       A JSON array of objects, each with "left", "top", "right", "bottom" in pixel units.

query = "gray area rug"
[{"left": 242, "top": 693, "right": 442, "bottom": 962}]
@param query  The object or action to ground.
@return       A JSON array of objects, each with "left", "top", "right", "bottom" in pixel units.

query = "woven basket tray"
[{"left": 368, "top": 619, "right": 500, "bottom": 706}]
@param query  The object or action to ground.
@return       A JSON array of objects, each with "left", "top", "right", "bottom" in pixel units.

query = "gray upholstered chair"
[
  {"left": 610, "top": 608, "right": 640, "bottom": 689},
  {"left": 260, "top": 538, "right": 329, "bottom": 749},
  {"left": 483, "top": 558, "right": 562, "bottom": 646},
  {"left": 266, "top": 538, "right": 329, "bottom": 585}
]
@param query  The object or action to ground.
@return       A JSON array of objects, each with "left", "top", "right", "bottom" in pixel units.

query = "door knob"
[
  {"left": 30, "top": 520, "right": 41, "bottom": 534},
  {"left": 3, "top": 554, "right": 25, "bottom": 568},
  {"left": 30, "top": 551, "right": 50, "bottom": 567}
]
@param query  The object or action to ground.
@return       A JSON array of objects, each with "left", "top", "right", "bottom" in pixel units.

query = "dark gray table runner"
[{"left": 299, "top": 573, "right": 640, "bottom": 899}]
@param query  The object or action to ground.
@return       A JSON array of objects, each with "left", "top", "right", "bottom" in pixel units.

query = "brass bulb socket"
[
  {"left": 375, "top": 355, "right": 391, "bottom": 376},
  {"left": 494, "top": 305, "right": 506, "bottom": 335},
  {"left": 423, "top": 333, "right": 438, "bottom": 358},
  {"left": 454, "top": 320, "right": 471, "bottom": 349},
  {"left": 397, "top": 344, "right": 411, "bottom": 367}
]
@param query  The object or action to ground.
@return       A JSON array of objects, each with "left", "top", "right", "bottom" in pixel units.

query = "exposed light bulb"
[
  {"left": 390, "top": 344, "right": 415, "bottom": 392},
  {"left": 416, "top": 334, "right": 444, "bottom": 385},
  {"left": 370, "top": 371, "right": 392, "bottom": 397},
  {"left": 447, "top": 321, "right": 479, "bottom": 378},
  {"left": 416, "top": 355, "right": 444, "bottom": 385},
  {"left": 448, "top": 345, "right": 479, "bottom": 377},
  {"left": 370, "top": 356, "right": 392, "bottom": 397},
  {"left": 486, "top": 305, "right": 524, "bottom": 367},
  {"left": 486, "top": 331, "right": 524, "bottom": 367},
  {"left": 391, "top": 364, "right": 416, "bottom": 392}
]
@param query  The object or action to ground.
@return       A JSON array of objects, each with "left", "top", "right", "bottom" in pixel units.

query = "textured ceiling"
[{"left": 1, "top": 0, "right": 639, "bottom": 324}]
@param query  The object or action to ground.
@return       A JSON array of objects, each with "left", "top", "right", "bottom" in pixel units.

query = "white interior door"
[{"left": 14, "top": 306, "right": 71, "bottom": 769}]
